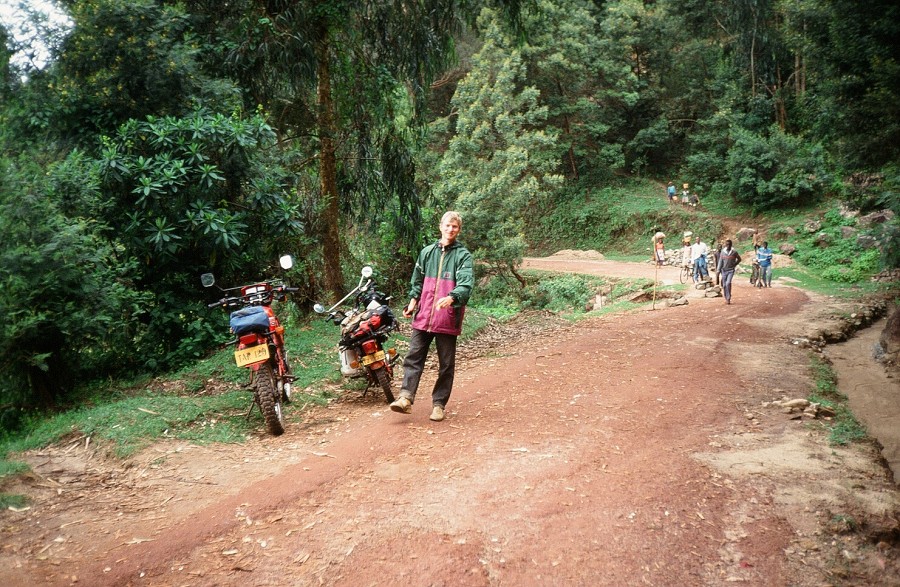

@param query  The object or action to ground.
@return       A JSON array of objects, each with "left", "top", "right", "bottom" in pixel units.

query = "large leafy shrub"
[
  {"left": 0, "top": 157, "right": 149, "bottom": 410},
  {"left": 725, "top": 126, "right": 828, "bottom": 211},
  {"left": 792, "top": 207, "right": 883, "bottom": 281}
]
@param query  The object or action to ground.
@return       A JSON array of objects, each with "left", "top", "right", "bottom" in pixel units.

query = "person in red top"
[{"left": 389, "top": 211, "right": 474, "bottom": 422}]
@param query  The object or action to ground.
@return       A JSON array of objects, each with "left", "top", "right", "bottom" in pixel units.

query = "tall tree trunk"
[
  {"left": 555, "top": 78, "right": 578, "bottom": 179},
  {"left": 316, "top": 26, "right": 344, "bottom": 300},
  {"left": 775, "top": 64, "right": 787, "bottom": 129}
]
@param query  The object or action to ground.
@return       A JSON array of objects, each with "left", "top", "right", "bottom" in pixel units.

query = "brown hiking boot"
[
  {"left": 429, "top": 405, "right": 445, "bottom": 422},
  {"left": 390, "top": 396, "right": 412, "bottom": 414}
]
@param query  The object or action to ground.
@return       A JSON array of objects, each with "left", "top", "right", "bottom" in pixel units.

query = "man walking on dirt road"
[
  {"left": 716, "top": 239, "right": 741, "bottom": 304},
  {"left": 390, "top": 211, "right": 474, "bottom": 422},
  {"left": 756, "top": 241, "right": 774, "bottom": 287}
]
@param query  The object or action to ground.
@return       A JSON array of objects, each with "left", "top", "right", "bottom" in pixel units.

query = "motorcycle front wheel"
[
  {"left": 256, "top": 363, "right": 285, "bottom": 436},
  {"left": 372, "top": 366, "right": 395, "bottom": 404}
]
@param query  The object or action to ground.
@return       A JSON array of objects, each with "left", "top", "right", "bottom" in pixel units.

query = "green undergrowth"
[
  {"left": 0, "top": 493, "right": 30, "bottom": 509},
  {"left": 531, "top": 178, "right": 726, "bottom": 256},
  {"left": 474, "top": 269, "right": 653, "bottom": 320},
  {"left": 766, "top": 202, "right": 892, "bottom": 285},
  {"left": 0, "top": 318, "right": 345, "bottom": 474},
  {"left": 807, "top": 354, "right": 868, "bottom": 446},
  {"left": 775, "top": 267, "right": 884, "bottom": 297}
]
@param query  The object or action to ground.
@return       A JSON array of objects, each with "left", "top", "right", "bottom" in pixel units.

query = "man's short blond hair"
[{"left": 441, "top": 211, "right": 462, "bottom": 227}]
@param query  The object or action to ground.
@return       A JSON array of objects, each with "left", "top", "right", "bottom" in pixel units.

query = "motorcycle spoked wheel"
[
  {"left": 371, "top": 366, "right": 395, "bottom": 404},
  {"left": 255, "top": 363, "right": 285, "bottom": 436}
]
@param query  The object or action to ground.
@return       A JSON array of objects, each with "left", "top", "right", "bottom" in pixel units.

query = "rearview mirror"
[
  {"left": 313, "top": 303, "right": 325, "bottom": 314},
  {"left": 361, "top": 266, "right": 373, "bottom": 278},
  {"left": 280, "top": 255, "right": 294, "bottom": 270},
  {"left": 200, "top": 273, "right": 215, "bottom": 288}
]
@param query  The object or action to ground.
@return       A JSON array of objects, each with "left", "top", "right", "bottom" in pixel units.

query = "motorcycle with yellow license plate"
[
  {"left": 314, "top": 267, "right": 401, "bottom": 403},
  {"left": 202, "top": 255, "right": 297, "bottom": 436}
]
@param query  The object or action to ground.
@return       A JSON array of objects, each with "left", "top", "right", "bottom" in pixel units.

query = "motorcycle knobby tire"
[
  {"left": 256, "top": 363, "right": 285, "bottom": 436},
  {"left": 372, "top": 366, "right": 395, "bottom": 404}
]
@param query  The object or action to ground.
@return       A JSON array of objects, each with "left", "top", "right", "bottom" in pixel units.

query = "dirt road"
[{"left": 2, "top": 257, "right": 898, "bottom": 586}]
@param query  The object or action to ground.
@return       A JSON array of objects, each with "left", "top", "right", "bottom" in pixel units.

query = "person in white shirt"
[{"left": 690, "top": 236, "right": 709, "bottom": 283}]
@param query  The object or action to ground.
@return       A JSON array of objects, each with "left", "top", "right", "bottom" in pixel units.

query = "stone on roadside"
[
  {"left": 814, "top": 232, "right": 831, "bottom": 247},
  {"left": 804, "top": 219, "right": 822, "bottom": 233},
  {"left": 857, "top": 235, "right": 878, "bottom": 249},
  {"left": 734, "top": 227, "right": 756, "bottom": 242},
  {"left": 858, "top": 209, "right": 895, "bottom": 227}
]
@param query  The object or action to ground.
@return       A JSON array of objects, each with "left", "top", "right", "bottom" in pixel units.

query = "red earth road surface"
[{"left": 3, "top": 258, "right": 898, "bottom": 586}]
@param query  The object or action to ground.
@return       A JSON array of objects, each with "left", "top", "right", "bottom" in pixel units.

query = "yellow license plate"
[
  {"left": 361, "top": 349, "right": 386, "bottom": 366},
  {"left": 235, "top": 344, "right": 269, "bottom": 367}
]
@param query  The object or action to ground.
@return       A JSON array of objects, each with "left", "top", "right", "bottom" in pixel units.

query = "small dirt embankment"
[{"left": 1, "top": 256, "right": 898, "bottom": 587}]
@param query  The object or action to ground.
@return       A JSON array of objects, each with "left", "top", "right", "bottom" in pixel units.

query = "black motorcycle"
[{"left": 314, "top": 267, "right": 401, "bottom": 403}]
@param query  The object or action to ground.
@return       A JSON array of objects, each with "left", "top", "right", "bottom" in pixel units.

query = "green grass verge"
[
  {"left": 0, "top": 318, "right": 347, "bottom": 474},
  {"left": 776, "top": 266, "right": 885, "bottom": 297},
  {"left": 0, "top": 460, "right": 29, "bottom": 478},
  {"left": 532, "top": 178, "right": 726, "bottom": 257},
  {"left": 807, "top": 354, "right": 868, "bottom": 446},
  {"left": 0, "top": 493, "right": 30, "bottom": 509}
]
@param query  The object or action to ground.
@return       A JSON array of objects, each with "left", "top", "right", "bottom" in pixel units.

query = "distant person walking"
[
  {"left": 716, "top": 239, "right": 742, "bottom": 304},
  {"left": 653, "top": 233, "right": 666, "bottom": 266},
  {"left": 691, "top": 236, "right": 709, "bottom": 283},
  {"left": 756, "top": 241, "right": 773, "bottom": 287},
  {"left": 667, "top": 181, "right": 677, "bottom": 204},
  {"left": 681, "top": 232, "right": 692, "bottom": 272}
]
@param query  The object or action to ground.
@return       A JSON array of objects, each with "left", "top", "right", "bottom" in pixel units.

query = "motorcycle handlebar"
[{"left": 208, "top": 285, "right": 298, "bottom": 310}]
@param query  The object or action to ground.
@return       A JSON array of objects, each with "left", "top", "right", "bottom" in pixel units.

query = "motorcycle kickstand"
[{"left": 244, "top": 373, "right": 259, "bottom": 420}]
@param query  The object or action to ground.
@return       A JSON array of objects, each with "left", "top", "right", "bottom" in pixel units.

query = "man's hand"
[
  {"left": 435, "top": 296, "right": 454, "bottom": 310},
  {"left": 402, "top": 299, "right": 417, "bottom": 319}
]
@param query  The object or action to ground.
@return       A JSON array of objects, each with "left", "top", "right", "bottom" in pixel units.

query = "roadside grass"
[
  {"left": 807, "top": 354, "right": 868, "bottom": 446},
  {"left": 776, "top": 266, "right": 884, "bottom": 296},
  {"left": 475, "top": 269, "right": 654, "bottom": 323},
  {"left": 0, "top": 318, "right": 347, "bottom": 476},
  {"left": 0, "top": 493, "right": 29, "bottom": 509},
  {"left": 0, "top": 460, "right": 29, "bottom": 478},
  {"left": 602, "top": 253, "right": 656, "bottom": 263},
  {"left": 697, "top": 193, "right": 755, "bottom": 218},
  {"left": 532, "top": 178, "right": 725, "bottom": 256}
]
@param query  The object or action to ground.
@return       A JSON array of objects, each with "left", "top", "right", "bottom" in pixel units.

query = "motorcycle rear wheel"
[
  {"left": 256, "top": 363, "right": 285, "bottom": 436},
  {"left": 372, "top": 366, "right": 395, "bottom": 404}
]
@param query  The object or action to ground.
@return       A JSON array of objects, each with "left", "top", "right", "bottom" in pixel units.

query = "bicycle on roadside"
[{"left": 680, "top": 253, "right": 714, "bottom": 285}]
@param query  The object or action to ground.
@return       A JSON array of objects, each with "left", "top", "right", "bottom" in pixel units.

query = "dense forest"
[{"left": 1, "top": 0, "right": 898, "bottom": 413}]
